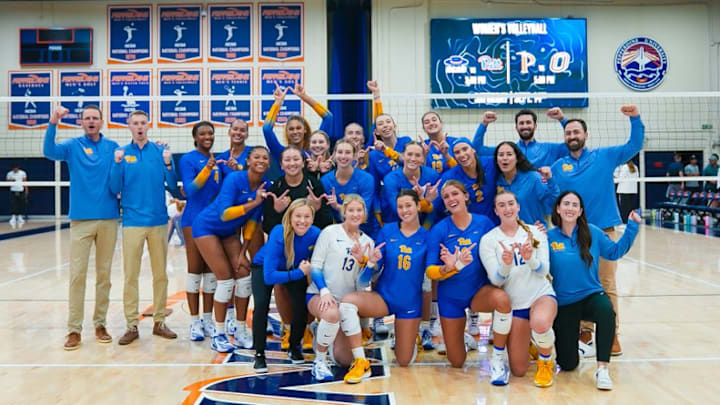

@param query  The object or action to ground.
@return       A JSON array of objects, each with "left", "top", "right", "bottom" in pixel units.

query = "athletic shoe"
[
  {"left": 611, "top": 335, "right": 623, "bottom": 356},
  {"left": 190, "top": 319, "right": 205, "bottom": 342},
  {"left": 201, "top": 319, "right": 216, "bottom": 338},
  {"left": 226, "top": 318, "right": 238, "bottom": 336},
  {"left": 210, "top": 333, "right": 235, "bottom": 353},
  {"left": 17, "top": 216, "right": 24, "bottom": 225},
  {"left": 373, "top": 317, "right": 389, "bottom": 336},
  {"left": 234, "top": 324, "right": 253, "bottom": 349},
  {"left": 344, "top": 358, "right": 371, "bottom": 384},
  {"left": 529, "top": 342, "right": 539, "bottom": 361},
  {"left": 390, "top": 333, "right": 396, "bottom": 350},
  {"left": 490, "top": 351, "right": 510, "bottom": 386},
  {"left": 578, "top": 339, "right": 596, "bottom": 358},
  {"left": 429, "top": 318, "right": 442, "bottom": 337},
  {"left": 361, "top": 327, "right": 373, "bottom": 345},
  {"left": 436, "top": 342, "right": 447, "bottom": 355},
  {"left": 421, "top": 329, "right": 435, "bottom": 350},
  {"left": 595, "top": 367, "right": 613, "bottom": 390},
  {"left": 302, "top": 327, "right": 314, "bottom": 350},
  {"left": 288, "top": 347, "right": 305, "bottom": 364},
  {"left": 534, "top": 359, "right": 554, "bottom": 388},
  {"left": 464, "top": 332, "right": 478, "bottom": 351},
  {"left": 9, "top": 215, "right": 16, "bottom": 226},
  {"left": 253, "top": 353, "right": 268, "bottom": 373},
  {"left": 281, "top": 328, "right": 291, "bottom": 350},
  {"left": 266, "top": 320, "right": 275, "bottom": 335},
  {"left": 312, "top": 358, "right": 334, "bottom": 382},
  {"left": 467, "top": 313, "right": 480, "bottom": 335}
]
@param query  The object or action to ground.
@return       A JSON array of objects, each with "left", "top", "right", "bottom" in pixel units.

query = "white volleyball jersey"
[
  {"left": 308, "top": 224, "right": 375, "bottom": 300},
  {"left": 480, "top": 224, "right": 554, "bottom": 310}
]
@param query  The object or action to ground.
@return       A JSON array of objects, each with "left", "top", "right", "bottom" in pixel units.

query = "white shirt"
[
  {"left": 6, "top": 170, "right": 27, "bottom": 192},
  {"left": 309, "top": 224, "right": 375, "bottom": 300},
  {"left": 613, "top": 164, "right": 639, "bottom": 194},
  {"left": 480, "top": 224, "right": 554, "bottom": 310}
]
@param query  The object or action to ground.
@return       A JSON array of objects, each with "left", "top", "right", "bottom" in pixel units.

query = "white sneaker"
[
  {"left": 467, "top": 312, "right": 480, "bottom": 335},
  {"left": 490, "top": 351, "right": 510, "bottom": 386},
  {"left": 429, "top": 318, "right": 442, "bottom": 337},
  {"left": 464, "top": 332, "right": 478, "bottom": 351},
  {"left": 311, "top": 358, "right": 334, "bottom": 382},
  {"left": 234, "top": 324, "right": 253, "bottom": 349},
  {"left": 9, "top": 216, "right": 16, "bottom": 226},
  {"left": 190, "top": 319, "right": 205, "bottom": 341},
  {"left": 226, "top": 318, "right": 238, "bottom": 336},
  {"left": 17, "top": 216, "right": 25, "bottom": 225},
  {"left": 579, "top": 340, "right": 596, "bottom": 358},
  {"left": 595, "top": 367, "right": 613, "bottom": 390},
  {"left": 373, "top": 317, "right": 389, "bottom": 335},
  {"left": 201, "top": 318, "right": 216, "bottom": 337}
]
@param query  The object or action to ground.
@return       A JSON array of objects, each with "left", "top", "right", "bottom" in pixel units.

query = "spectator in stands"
[
  {"left": 665, "top": 153, "right": 684, "bottom": 197},
  {"left": 683, "top": 155, "right": 701, "bottom": 193},
  {"left": 6, "top": 163, "right": 28, "bottom": 226},
  {"left": 614, "top": 161, "right": 639, "bottom": 224},
  {"left": 702, "top": 154, "right": 718, "bottom": 192}
]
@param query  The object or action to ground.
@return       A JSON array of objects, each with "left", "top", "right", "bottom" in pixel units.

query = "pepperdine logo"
[
  {"left": 614, "top": 37, "right": 668, "bottom": 91},
  {"left": 62, "top": 73, "right": 99, "bottom": 84},
  {"left": 12, "top": 74, "right": 50, "bottom": 85}
]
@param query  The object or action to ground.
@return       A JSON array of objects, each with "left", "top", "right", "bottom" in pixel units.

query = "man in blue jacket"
[
  {"left": 44, "top": 105, "right": 119, "bottom": 351},
  {"left": 551, "top": 104, "right": 644, "bottom": 357},
  {"left": 110, "top": 110, "right": 179, "bottom": 345}
]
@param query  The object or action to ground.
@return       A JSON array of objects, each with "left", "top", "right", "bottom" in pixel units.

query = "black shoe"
[
  {"left": 288, "top": 347, "right": 305, "bottom": 364},
  {"left": 254, "top": 353, "right": 268, "bottom": 373}
]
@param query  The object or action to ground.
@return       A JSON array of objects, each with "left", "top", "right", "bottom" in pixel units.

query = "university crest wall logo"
[{"left": 614, "top": 37, "right": 668, "bottom": 91}]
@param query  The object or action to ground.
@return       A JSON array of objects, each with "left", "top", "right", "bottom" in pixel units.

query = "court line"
[
  {"left": 622, "top": 257, "right": 720, "bottom": 289},
  {"left": 0, "top": 262, "right": 69, "bottom": 288}
]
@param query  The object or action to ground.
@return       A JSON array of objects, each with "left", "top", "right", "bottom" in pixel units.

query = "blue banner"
[
  {"left": 108, "top": 70, "right": 151, "bottom": 128},
  {"left": 9, "top": 71, "right": 51, "bottom": 129},
  {"left": 209, "top": 69, "right": 252, "bottom": 126},
  {"left": 107, "top": 6, "right": 152, "bottom": 64},
  {"left": 260, "top": 68, "right": 302, "bottom": 125},
  {"left": 158, "top": 5, "right": 202, "bottom": 63},
  {"left": 259, "top": 3, "right": 303, "bottom": 62},
  {"left": 209, "top": 4, "right": 252, "bottom": 62},
  {"left": 59, "top": 71, "right": 101, "bottom": 129},
  {"left": 159, "top": 70, "right": 201, "bottom": 127},
  {"left": 430, "top": 18, "right": 588, "bottom": 108}
]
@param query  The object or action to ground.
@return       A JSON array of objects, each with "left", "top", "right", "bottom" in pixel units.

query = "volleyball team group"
[{"left": 46, "top": 81, "right": 645, "bottom": 391}]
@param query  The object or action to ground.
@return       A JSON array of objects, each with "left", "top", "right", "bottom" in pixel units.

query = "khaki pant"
[
  {"left": 68, "top": 219, "right": 118, "bottom": 334},
  {"left": 122, "top": 225, "right": 168, "bottom": 327},
  {"left": 581, "top": 227, "right": 620, "bottom": 333}
]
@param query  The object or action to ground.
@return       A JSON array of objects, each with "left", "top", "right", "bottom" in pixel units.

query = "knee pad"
[
  {"left": 201, "top": 272, "right": 217, "bottom": 293},
  {"left": 492, "top": 310, "right": 512, "bottom": 335},
  {"left": 186, "top": 273, "right": 201, "bottom": 294},
  {"left": 422, "top": 274, "right": 432, "bottom": 293},
  {"left": 315, "top": 319, "right": 340, "bottom": 349},
  {"left": 234, "top": 275, "right": 252, "bottom": 298},
  {"left": 339, "top": 302, "right": 361, "bottom": 337},
  {"left": 214, "top": 279, "right": 234, "bottom": 303},
  {"left": 531, "top": 328, "right": 555, "bottom": 350}
]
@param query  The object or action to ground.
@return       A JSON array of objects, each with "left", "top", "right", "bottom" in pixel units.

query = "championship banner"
[
  {"left": 209, "top": 4, "right": 252, "bottom": 62},
  {"left": 108, "top": 69, "right": 151, "bottom": 128},
  {"left": 107, "top": 5, "right": 152, "bottom": 64},
  {"left": 258, "top": 3, "right": 303, "bottom": 62},
  {"left": 209, "top": 68, "right": 252, "bottom": 126},
  {"left": 259, "top": 68, "right": 302, "bottom": 125},
  {"left": 59, "top": 70, "right": 101, "bottom": 129},
  {"left": 158, "top": 5, "right": 202, "bottom": 63},
  {"left": 159, "top": 69, "right": 202, "bottom": 128},
  {"left": 9, "top": 71, "right": 51, "bottom": 129}
]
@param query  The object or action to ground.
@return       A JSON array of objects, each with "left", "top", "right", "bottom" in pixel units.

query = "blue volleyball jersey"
[
  {"left": 382, "top": 166, "right": 440, "bottom": 224},
  {"left": 216, "top": 146, "right": 251, "bottom": 177},
  {"left": 179, "top": 150, "right": 223, "bottom": 227},
  {"left": 436, "top": 157, "right": 498, "bottom": 223},
  {"left": 425, "top": 136, "right": 459, "bottom": 174},
  {"left": 427, "top": 214, "right": 495, "bottom": 301},
  {"left": 320, "top": 169, "right": 375, "bottom": 223},
  {"left": 257, "top": 224, "right": 321, "bottom": 285}
]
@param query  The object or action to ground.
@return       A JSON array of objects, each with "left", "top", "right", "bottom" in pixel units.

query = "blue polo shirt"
[
  {"left": 496, "top": 170, "right": 559, "bottom": 226},
  {"left": 472, "top": 122, "right": 568, "bottom": 168}
]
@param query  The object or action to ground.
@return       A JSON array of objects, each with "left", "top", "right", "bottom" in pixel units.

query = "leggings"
[
  {"left": 251, "top": 263, "right": 308, "bottom": 354},
  {"left": 553, "top": 291, "right": 616, "bottom": 370}
]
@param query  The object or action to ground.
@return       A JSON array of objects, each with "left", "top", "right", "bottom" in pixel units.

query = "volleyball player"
[
  {"left": 549, "top": 191, "right": 641, "bottom": 390},
  {"left": 480, "top": 190, "right": 556, "bottom": 387},
  {"left": 421, "top": 111, "right": 459, "bottom": 174},
  {"left": 216, "top": 119, "right": 251, "bottom": 174},
  {"left": 425, "top": 180, "right": 513, "bottom": 386},
  {"left": 251, "top": 199, "right": 320, "bottom": 372},
  {"left": 179, "top": 121, "right": 223, "bottom": 341},
  {"left": 305, "top": 130, "right": 334, "bottom": 179},
  {"left": 307, "top": 195, "right": 378, "bottom": 382},
  {"left": 191, "top": 147, "right": 270, "bottom": 353}
]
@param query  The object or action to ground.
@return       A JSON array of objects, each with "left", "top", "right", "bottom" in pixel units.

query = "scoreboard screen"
[
  {"left": 20, "top": 28, "right": 93, "bottom": 66},
  {"left": 430, "top": 18, "right": 587, "bottom": 109}
]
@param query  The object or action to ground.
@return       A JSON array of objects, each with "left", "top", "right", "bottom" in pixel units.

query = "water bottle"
[
  {"left": 673, "top": 212, "right": 679, "bottom": 223},
  {"left": 705, "top": 215, "right": 711, "bottom": 227},
  {"left": 684, "top": 213, "right": 691, "bottom": 225},
  {"left": 651, "top": 209, "right": 656, "bottom": 221},
  {"left": 691, "top": 214, "right": 697, "bottom": 226}
]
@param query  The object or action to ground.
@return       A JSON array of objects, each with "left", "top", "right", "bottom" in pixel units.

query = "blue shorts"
[
  {"left": 378, "top": 291, "right": 421, "bottom": 320},
  {"left": 191, "top": 215, "right": 237, "bottom": 239},
  {"left": 305, "top": 293, "right": 317, "bottom": 306},
  {"left": 438, "top": 294, "right": 473, "bottom": 319},
  {"left": 512, "top": 295, "right": 557, "bottom": 320}
]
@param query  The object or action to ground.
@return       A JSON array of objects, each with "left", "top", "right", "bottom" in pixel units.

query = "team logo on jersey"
[
  {"left": 615, "top": 37, "right": 668, "bottom": 91},
  {"left": 83, "top": 147, "right": 93, "bottom": 155},
  {"left": 457, "top": 237, "right": 472, "bottom": 246},
  {"left": 562, "top": 163, "right": 573, "bottom": 172},
  {"left": 124, "top": 155, "right": 137, "bottom": 163},
  {"left": 550, "top": 241, "right": 565, "bottom": 251}
]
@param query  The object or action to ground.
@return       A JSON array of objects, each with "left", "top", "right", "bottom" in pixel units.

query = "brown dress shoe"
[
  {"left": 153, "top": 322, "right": 177, "bottom": 339},
  {"left": 95, "top": 326, "right": 112, "bottom": 343},
  {"left": 611, "top": 334, "right": 623, "bottom": 356},
  {"left": 580, "top": 329, "right": 594, "bottom": 345},
  {"left": 64, "top": 332, "right": 81, "bottom": 351},
  {"left": 118, "top": 326, "right": 139, "bottom": 346}
]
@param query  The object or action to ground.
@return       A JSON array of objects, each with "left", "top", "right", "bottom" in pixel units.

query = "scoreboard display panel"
[
  {"left": 20, "top": 28, "right": 93, "bottom": 65},
  {"left": 430, "top": 18, "right": 587, "bottom": 109}
]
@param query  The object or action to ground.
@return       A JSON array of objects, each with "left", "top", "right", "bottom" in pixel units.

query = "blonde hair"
[
  {"left": 333, "top": 138, "right": 358, "bottom": 155},
  {"left": 341, "top": 194, "right": 366, "bottom": 222},
  {"left": 281, "top": 199, "right": 316, "bottom": 269},
  {"left": 309, "top": 130, "right": 331, "bottom": 160},
  {"left": 494, "top": 190, "right": 540, "bottom": 248}
]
